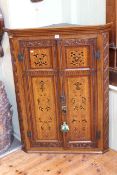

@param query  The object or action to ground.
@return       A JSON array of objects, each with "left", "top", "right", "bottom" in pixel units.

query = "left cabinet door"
[{"left": 16, "top": 39, "right": 63, "bottom": 151}]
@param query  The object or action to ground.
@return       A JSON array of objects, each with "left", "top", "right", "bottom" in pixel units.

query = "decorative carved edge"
[
  {"left": 32, "top": 142, "right": 62, "bottom": 148},
  {"left": 67, "top": 142, "right": 96, "bottom": 148},
  {"left": 63, "top": 38, "right": 97, "bottom": 46},
  {"left": 20, "top": 38, "right": 97, "bottom": 48},
  {"left": 24, "top": 69, "right": 95, "bottom": 77},
  {"left": 33, "top": 142, "right": 96, "bottom": 148},
  {"left": 102, "top": 32, "right": 109, "bottom": 150},
  {"left": 20, "top": 39, "right": 56, "bottom": 48}
]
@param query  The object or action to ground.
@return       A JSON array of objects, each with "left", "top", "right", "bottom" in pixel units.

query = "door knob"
[{"left": 61, "top": 122, "right": 69, "bottom": 133}]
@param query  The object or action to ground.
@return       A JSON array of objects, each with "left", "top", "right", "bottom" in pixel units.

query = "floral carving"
[
  {"left": 66, "top": 46, "right": 90, "bottom": 68},
  {"left": 67, "top": 77, "right": 91, "bottom": 142},
  {"left": 32, "top": 77, "right": 58, "bottom": 140},
  {"left": 30, "top": 48, "right": 52, "bottom": 69},
  {"left": 70, "top": 50, "right": 85, "bottom": 66},
  {"left": 33, "top": 53, "right": 47, "bottom": 66}
]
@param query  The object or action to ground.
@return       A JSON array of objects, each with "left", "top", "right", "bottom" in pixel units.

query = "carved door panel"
[
  {"left": 18, "top": 37, "right": 98, "bottom": 150},
  {"left": 60, "top": 38, "right": 98, "bottom": 149},
  {"left": 19, "top": 39, "right": 63, "bottom": 149}
]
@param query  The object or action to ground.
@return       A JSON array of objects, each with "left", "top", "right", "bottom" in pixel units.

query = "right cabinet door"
[{"left": 61, "top": 37, "right": 98, "bottom": 149}]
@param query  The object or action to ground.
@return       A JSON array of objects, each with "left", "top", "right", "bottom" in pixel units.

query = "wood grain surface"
[{"left": 0, "top": 149, "right": 117, "bottom": 175}]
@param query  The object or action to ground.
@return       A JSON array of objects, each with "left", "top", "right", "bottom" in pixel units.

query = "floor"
[{"left": 0, "top": 149, "right": 117, "bottom": 175}]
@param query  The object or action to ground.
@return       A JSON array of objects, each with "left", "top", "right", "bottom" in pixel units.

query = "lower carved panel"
[
  {"left": 65, "top": 76, "right": 92, "bottom": 142},
  {"left": 32, "top": 77, "right": 59, "bottom": 141}
]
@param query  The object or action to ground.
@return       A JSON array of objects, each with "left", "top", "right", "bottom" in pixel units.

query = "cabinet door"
[
  {"left": 60, "top": 38, "right": 98, "bottom": 149},
  {"left": 19, "top": 39, "right": 63, "bottom": 150}
]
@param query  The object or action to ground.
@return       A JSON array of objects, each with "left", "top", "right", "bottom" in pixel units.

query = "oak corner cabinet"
[{"left": 7, "top": 24, "right": 111, "bottom": 153}]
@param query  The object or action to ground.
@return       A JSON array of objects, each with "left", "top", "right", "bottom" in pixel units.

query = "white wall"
[
  {"left": 109, "top": 86, "right": 117, "bottom": 151},
  {"left": 7, "top": 0, "right": 63, "bottom": 28},
  {"left": 62, "top": 0, "right": 106, "bottom": 25},
  {"left": 2, "top": 0, "right": 117, "bottom": 149}
]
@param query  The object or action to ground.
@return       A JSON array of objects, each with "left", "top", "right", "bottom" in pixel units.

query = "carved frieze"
[
  {"left": 20, "top": 40, "right": 56, "bottom": 48},
  {"left": 63, "top": 38, "right": 96, "bottom": 46}
]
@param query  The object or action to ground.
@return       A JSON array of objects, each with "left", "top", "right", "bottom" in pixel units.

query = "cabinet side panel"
[{"left": 9, "top": 38, "right": 31, "bottom": 150}]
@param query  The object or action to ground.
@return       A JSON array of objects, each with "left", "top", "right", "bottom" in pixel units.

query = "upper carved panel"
[
  {"left": 30, "top": 48, "right": 52, "bottom": 69},
  {"left": 63, "top": 38, "right": 96, "bottom": 69},
  {"left": 66, "top": 46, "right": 89, "bottom": 68}
]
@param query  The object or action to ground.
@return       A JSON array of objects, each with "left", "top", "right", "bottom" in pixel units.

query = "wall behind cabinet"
[
  {"left": 0, "top": 0, "right": 106, "bottom": 141},
  {"left": 62, "top": 0, "right": 106, "bottom": 25}
]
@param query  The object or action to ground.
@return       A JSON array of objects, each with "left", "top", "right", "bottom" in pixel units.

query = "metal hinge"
[
  {"left": 96, "top": 130, "right": 101, "bottom": 140},
  {"left": 18, "top": 52, "right": 24, "bottom": 61},
  {"left": 95, "top": 50, "right": 100, "bottom": 59},
  {"left": 27, "top": 131, "right": 32, "bottom": 138}
]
